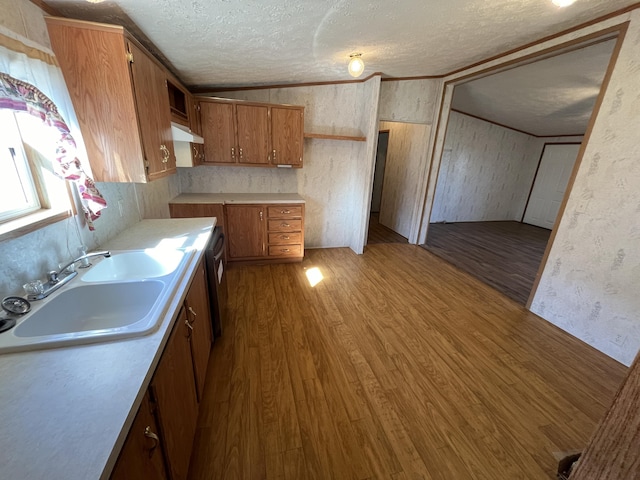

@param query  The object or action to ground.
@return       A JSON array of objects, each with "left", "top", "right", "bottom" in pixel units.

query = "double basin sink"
[{"left": 0, "top": 248, "right": 195, "bottom": 353}]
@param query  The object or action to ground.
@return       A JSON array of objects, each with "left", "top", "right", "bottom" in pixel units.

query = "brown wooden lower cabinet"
[
  {"left": 110, "top": 391, "right": 167, "bottom": 480},
  {"left": 185, "top": 260, "right": 213, "bottom": 402},
  {"left": 226, "top": 204, "right": 266, "bottom": 258},
  {"left": 150, "top": 307, "right": 198, "bottom": 480},
  {"left": 110, "top": 258, "right": 212, "bottom": 479},
  {"left": 169, "top": 201, "right": 304, "bottom": 264}
]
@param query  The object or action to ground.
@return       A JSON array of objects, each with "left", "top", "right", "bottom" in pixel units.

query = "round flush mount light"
[
  {"left": 551, "top": 0, "right": 576, "bottom": 7},
  {"left": 348, "top": 53, "right": 365, "bottom": 78}
]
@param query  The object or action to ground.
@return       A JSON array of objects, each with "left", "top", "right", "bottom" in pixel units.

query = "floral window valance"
[{"left": 0, "top": 72, "right": 106, "bottom": 230}]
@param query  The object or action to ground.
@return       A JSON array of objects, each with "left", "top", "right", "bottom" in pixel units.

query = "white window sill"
[{"left": 0, "top": 206, "right": 72, "bottom": 242}]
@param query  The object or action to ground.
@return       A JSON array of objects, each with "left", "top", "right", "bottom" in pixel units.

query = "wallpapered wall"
[
  {"left": 378, "top": 79, "right": 441, "bottom": 124},
  {"left": 378, "top": 121, "right": 431, "bottom": 239},
  {"left": 531, "top": 10, "right": 640, "bottom": 366},
  {"left": 182, "top": 79, "right": 382, "bottom": 250},
  {"left": 430, "top": 111, "right": 543, "bottom": 223},
  {"left": 0, "top": 0, "right": 180, "bottom": 299}
]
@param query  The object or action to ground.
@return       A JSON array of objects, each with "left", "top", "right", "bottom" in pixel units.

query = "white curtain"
[{"left": 0, "top": 25, "right": 106, "bottom": 229}]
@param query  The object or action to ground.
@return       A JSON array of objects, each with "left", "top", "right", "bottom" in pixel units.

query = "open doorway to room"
[
  {"left": 422, "top": 35, "right": 618, "bottom": 304},
  {"left": 367, "top": 122, "right": 431, "bottom": 245},
  {"left": 367, "top": 130, "right": 404, "bottom": 244}
]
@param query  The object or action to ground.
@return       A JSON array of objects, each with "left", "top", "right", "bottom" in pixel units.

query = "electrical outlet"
[{"left": 611, "top": 334, "right": 627, "bottom": 347}]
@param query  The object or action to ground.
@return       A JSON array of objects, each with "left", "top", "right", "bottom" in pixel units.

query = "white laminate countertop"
[
  {"left": 0, "top": 218, "right": 216, "bottom": 480},
  {"left": 169, "top": 192, "right": 305, "bottom": 205}
]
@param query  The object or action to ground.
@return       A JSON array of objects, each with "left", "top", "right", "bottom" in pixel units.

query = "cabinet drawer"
[
  {"left": 267, "top": 205, "right": 302, "bottom": 219},
  {"left": 268, "top": 219, "right": 302, "bottom": 232},
  {"left": 268, "top": 232, "right": 302, "bottom": 245},
  {"left": 268, "top": 244, "right": 302, "bottom": 257}
]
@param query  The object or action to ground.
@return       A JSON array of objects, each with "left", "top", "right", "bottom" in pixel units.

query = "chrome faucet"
[
  {"left": 48, "top": 251, "right": 111, "bottom": 284},
  {"left": 26, "top": 251, "right": 111, "bottom": 301}
]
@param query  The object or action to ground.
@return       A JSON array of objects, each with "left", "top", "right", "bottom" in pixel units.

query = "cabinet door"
[
  {"left": 190, "top": 98, "right": 203, "bottom": 136},
  {"left": 46, "top": 19, "right": 147, "bottom": 183},
  {"left": 128, "top": 42, "right": 175, "bottom": 180},
  {"left": 185, "top": 260, "right": 212, "bottom": 402},
  {"left": 226, "top": 205, "right": 265, "bottom": 259},
  {"left": 236, "top": 104, "right": 269, "bottom": 165},
  {"left": 200, "top": 101, "right": 237, "bottom": 164},
  {"left": 271, "top": 106, "right": 303, "bottom": 167},
  {"left": 150, "top": 308, "right": 198, "bottom": 480},
  {"left": 110, "top": 391, "right": 167, "bottom": 480}
]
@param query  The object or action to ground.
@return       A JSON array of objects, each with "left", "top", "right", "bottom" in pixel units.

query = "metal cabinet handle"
[
  {"left": 184, "top": 319, "right": 193, "bottom": 335},
  {"left": 188, "top": 306, "right": 197, "bottom": 320},
  {"left": 144, "top": 426, "right": 159, "bottom": 457},
  {"left": 160, "top": 144, "right": 171, "bottom": 164},
  {"left": 281, "top": 248, "right": 290, "bottom": 253},
  {"left": 281, "top": 223, "right": 290, "bottom": 227},
  {"left": 231, "top": 147, "right": 235, "bottom": 161},
  {"left": 193, "top": 145, "right": 198, "bottom": 158},
  {"left": 272, "top": 149, "right": 276, "bottom": 161},
  {"left": 259, "top": 210, "right": 263, "bottom": 221},
  {"left": 280, "top": 235, "right": 290, "bottom": 240},
  {"left": 239, "top": 147, "right": 243, "bottom": 159},
  {"left": 280, "top": 210, "right": 291, "bottom": 214}
]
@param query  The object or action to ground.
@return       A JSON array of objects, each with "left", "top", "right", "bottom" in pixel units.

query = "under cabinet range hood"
[{"left": 171, "top": 122, "right": 204, "bottom": 144}]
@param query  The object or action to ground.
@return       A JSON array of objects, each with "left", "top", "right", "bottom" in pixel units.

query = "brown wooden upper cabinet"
[
  {"left": 46, "top": 17, "right": 176, "bottom": 183},
  {"left": 197, "top": 98, "right": 304, "bottom": 168}
]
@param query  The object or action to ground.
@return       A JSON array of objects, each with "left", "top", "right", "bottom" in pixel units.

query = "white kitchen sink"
[
  {"left": 0, "top": 248, "right": 194, "bottom": 353},
  {"left": 14, "top": 281, "right": 164, "bottom": 337},
  {"left": 81, "top": 249, "right": 186, "bottom": 282}
]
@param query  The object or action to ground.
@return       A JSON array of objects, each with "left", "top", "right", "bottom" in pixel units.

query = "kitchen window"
[{"left": 0, "top": 109, "right": 41, "bottom": 223}]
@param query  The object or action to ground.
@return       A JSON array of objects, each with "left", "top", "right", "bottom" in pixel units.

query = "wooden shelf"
[{"left": 303, "top": 132, "right": 366, "bottom": 142}]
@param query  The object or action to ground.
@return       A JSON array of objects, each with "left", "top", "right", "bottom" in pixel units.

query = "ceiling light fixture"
[
  {"left": 348, "top": 53, "right": 365, "bottom": 78},
  {"left": 551, "top": 0, "right": 576, "bottom": 7}
]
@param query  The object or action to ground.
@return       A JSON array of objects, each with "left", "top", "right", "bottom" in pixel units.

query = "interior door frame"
[{"left": 411, "top": 21, "right": 629, "bottom": 308}]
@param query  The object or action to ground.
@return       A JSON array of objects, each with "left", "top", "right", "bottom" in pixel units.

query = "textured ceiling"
[
  {"left": 452, "top": 38, "right": 617, "bottom": 136},
  {"left": 45, "top": 0, "right": 637, "bottom": 88}
]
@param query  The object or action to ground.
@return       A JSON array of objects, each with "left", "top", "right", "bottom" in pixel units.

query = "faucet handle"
[{"left": 48, "top": 271, "right": 60, "bottom": 284}]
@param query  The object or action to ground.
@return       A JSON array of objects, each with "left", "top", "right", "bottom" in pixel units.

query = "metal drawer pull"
[
  {"left": 160, "top": 144, "right": 170, "bottom": 163},
  {"left": 281, "top": 248, "right": 290, "bottom": 253},
  {"left": 184, "top": 319, "right": 193, "bottom": 332},
  {"left": 231, "top": 147, "right": 235, "bottom": 160},
  {"left": 144, "top": 426, "right": 159, "bottom": 456},
  {"left": 280, "top": 210, "right": 291, "bottom": 214},
  {"left": 281, "top": 235, "right": 290, "bottom": 240},
  {"left": 281, "top": 223, "right": 290, "bottom": 227},
  {"left": 188, "top": 306, "right": 197, "bottom": 320}
]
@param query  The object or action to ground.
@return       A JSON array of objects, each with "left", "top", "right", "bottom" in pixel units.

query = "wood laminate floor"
[
  {"left": 367, "top": 213, "right": 409, "bottom": 244},
  {"left": 188, "top": 244, "right": 626, "bottom": 480},
  {"left": 423, "top": 221, "right": 552, "bottom": 305}
]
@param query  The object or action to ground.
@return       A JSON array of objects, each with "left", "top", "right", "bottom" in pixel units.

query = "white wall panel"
[{"left": 430, "top": 112, "right": 542, "bottom": 223}]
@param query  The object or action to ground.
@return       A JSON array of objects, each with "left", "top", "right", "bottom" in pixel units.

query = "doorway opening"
[
  {"left": 368, "top": 130, "right": 407, "bottom": 244},
  {"left": 367, "top": 121, "right": 432, "bottom": 245},
  {"left": 421, "top": 33, "right": 620, "bottom": 304}
]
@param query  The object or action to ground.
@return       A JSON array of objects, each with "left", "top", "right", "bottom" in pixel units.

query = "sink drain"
[{"left": 2, "top": 296, "right": 31, "bottom": 315}]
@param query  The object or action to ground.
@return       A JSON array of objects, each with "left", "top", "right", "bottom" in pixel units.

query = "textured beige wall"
[
  {"left": 531, "top": 11, "right": 640, "bottom": 366},
  {"left": 378, "top": 121, "right": 431, "bottom": 238},
  {"left": 0, "top": 0, "right": 50, "bottom": 47},
  {"left": 430, "top": 111, "right": 542, "bottom": 223},
  {"left": 378, "top": 78, "right": 441, "bottom": 124}
]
